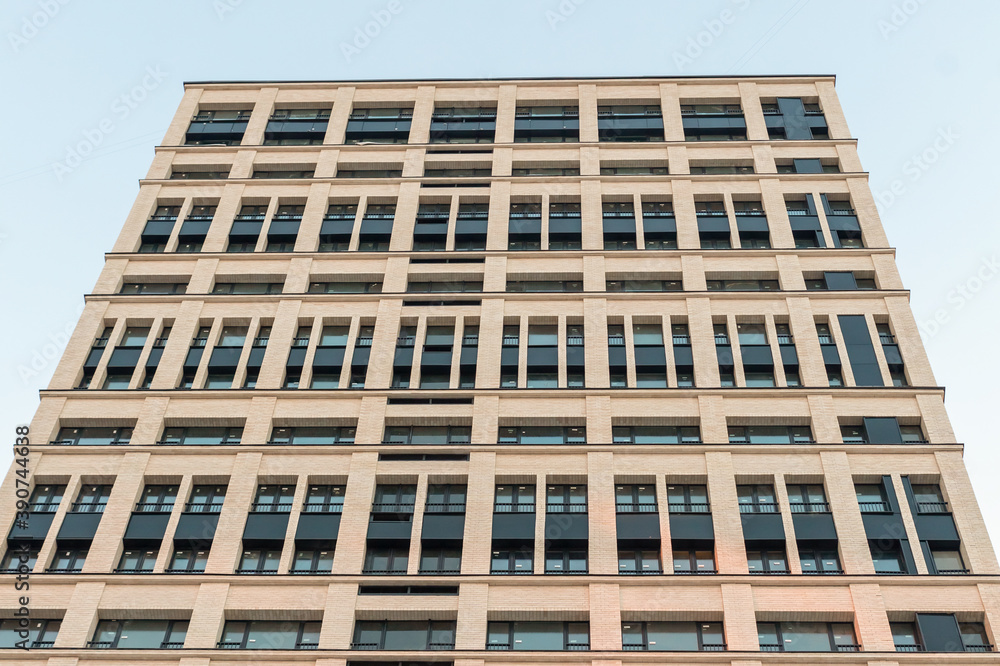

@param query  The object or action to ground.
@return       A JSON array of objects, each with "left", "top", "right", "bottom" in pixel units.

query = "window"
[
  {"left": 597, "top": 104, "right": 664, "bottom": 142},
  {"left": 613, "top": 425, "right": 701, "bottom": 444},
  {"left": 73, "top": 484, "right": 111, "bottom": 513},
  {"left": 508, "top": 201, "right": 542, "bottom": 250},
  {"left": 212, "top": 282, "right": 284, "bottom": 294},
  {"left": 747, "top": 547, "right": 788, "bottom": 574},
  {"left": 90, "top": 619, "right": 187, "bottom": 649},
  {"left": 269, "top": 425, "right": 355, "bottom": 445},
  {"left": 706, "top": 279, "right": 779, "bottom": 291},
  {"left": 319, "top": 202, "right": 357, "bottom": 251},
  {"left": 870, "top": 541, "right": 907, "bottom": 574},
  {"left": 48, "top": 546, "right": 88, "bottom": 573},
  {"left": 425, "top": 167, "right": 493, "bottom": 178},
  {"left": 606, "top": 279, "right": 682, "bottom": 292},
  {"left": 309, "top": 281, "right": 382, "bottom": 293},
  {"left": 407, "top": 281, "right": 482, "bottom": 293},
  {"left": 728, "top": 425, "right": 813, "bottom": 444},
  {"left": 352, "top": 620, "right": 456, "bottom": 650},
  {"left": 358, "top": 203, "right": 396, "bottom": 251},
  {"left": 912, "top": 484, "right": 948, "bottom": 513},
  {"left": 237, "top": 548, "right": 281, "bottom": 574},
  {"left": 737, "top": 485, "right": 778, "bottom": 513},
  {"left": 615, "top": 485, "right": 657, "bottom": 513},
  {"left": 960, "top": 623, "right": 993, "bottom": 652},
  {"left": 855, "top": 483, "right": 890, "bottom": 512},
  {"left": 492, "top": 547, "right": 534, "bottom": 574},
  {"left": 804, "top": 272, "right": 875, "bottom": 291},
  {"left": 345, "top": 107, "right": 413, "bottom": 144},
  {"left": 0, "top": 618, "right": 59, "bottom": 649},
  {"left": 600, "top": 164, "right": 668, "bottom": 175},
  {"left": 667, "top": 485, "right": 710, "bottom": 513},
  {"left": 52, "top": 426, "right": 132, "bottom": 446},
  {"left": 929, "top": 547, "right": 967, "bottom": 574},
  {"left": 383, "top": 426, "right": 471, "bottom": 445},
  {"left": 420, "top": 546, "right": 462, "bottom": 574},
  {"left": 622, "top": 621, "right": 725, "bottom": 651},
  {"left": 548, "top": 201, "right": 582, "bottom": 249},
  {"left": 26, "top": 484, "right": 64, "bottom": 512},
  {"left": 498, "top": 426, "right": 585, "bottom": 445},
  {"left": 761, "top": 98, "right": 829, "bottom": 140},
  {"left": 487, "top": 621, "right": 589, "bottom": 650},
  {"left": 252, "top": 484, "right": 295, "bottom": 513},
  {"left": 507, "top": 280, "right": 583, "bottom": 293},
  {"left": 430, "top": 106, "right": 496, "bottom": 143},
  {"left": 757, "top": 622, "right": 858, "bottom": 652},
  {"left": 170, "top": 168, "right": 229, "bottom": 180},
  {"left": 690, "top": 163, "right": 754, "bottom": 174},
  {"left": 185, "top": 485, "right": 227, "bottom": 514},
  {"left": 514, "top": 106, "right": 579, "bottom": 142},
  {"left": 682, "top": 103, "right": 747, "bottom": 141},
  {"left": 494, "top": 484, "right": 535, "bottom": 513},
  {"left": 253, "top": 169, "right": 314, "bottom": 180},
  {"left": 1, "top": 544, "right": 39, "bottom": 573},
  {"left": 220, "top": 620, "right": 320, "bottom": 650},
  {"left": 618, "top": 548, "right": 661, "bottom": 574},
  {"left": 339, "top": 167, "right": 405, "bottom": 179},
  {"left": 426, "top": 484, "right": 467, "bottom": 513},
  {"left": 186, "top": 109, "right": 251, "bottom": 145},
  {"left": 786, "top": 484, "right": 829, "bottom": 512},
  {"left": 545, "top": 548, "right": 587, "bottom": 574},
  {"left": 264, "top": 107, "right": 330, "bottom": 145},
  {"left": 291, "top": 548, "right": 335, "bottom": 574},
  {"left": 891, "top": 622, "right": 920, "bottom": 652},
  {"left": 160, "top": 426, "right": 242, "bottom": 445},
  {"left": 302, "top": 485, "right": 345, "bottom": 513},
  {"left": 546, "top": 485, "right": 587, "bottom": 513},
  {"left": 119, "top": 282, "right": 187, "bottom": 295},
  {"left": 373, "top": 485, "right": 417, "bottom": 513},
  {"left": 116, "top": 548, "right": 159, "bottom": 573},
  {"left": 798, "top": 547, "right": 842, "bottom": 574},
  {"left": 673, "top": 547, "right": 716, "bottom": 574},
  {"left": 135, "top": 484, "right": 178, "bottom": 512},
  {"left": 603, "top": 201, "right": 637, "bottom": 250},
  {"left": 167, "top": 548, "right": 209, "bottom": 573},
  {"left": 364, "top": 544, "right": 409, "bottom": 574},
  {"left": 455, "top": 202, "right": 489, "bottom": 250},
  {"left": 641, "top": 200, "right": 676, "bottom": 248}
]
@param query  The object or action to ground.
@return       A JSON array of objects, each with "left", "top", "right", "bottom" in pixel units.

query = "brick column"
[
  {"left": 706, "top": 452, "right": 747, "bottom": 573},
  {"left": 587, "top": 451, "right": 617, "bottom": 575}
]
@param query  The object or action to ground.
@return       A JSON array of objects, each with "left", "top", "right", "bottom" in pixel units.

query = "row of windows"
[
  {"left": 9, "top": 476, "right": 960, "bottom": 578},
  {"left": 2, "top": 616, "right": 991, "bottom": 653},
  {"left": 182, "top": 97, "right": 829, "bottom": 146},
  {"left": 115, "top": 272, "right": 880, "bottom": 294},
  {"left": 78, "top": 314, "right": 908, "bottom": 392},
  {"left": 137, "top": 195, "right": 863, "bottom": 254},
  {"left": 49, "top": 420, "right": 928, "bottom": 447}
]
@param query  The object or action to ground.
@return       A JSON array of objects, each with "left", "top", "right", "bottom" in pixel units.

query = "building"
[{"left": 1, "top": 75, "right": 997, "bottom": 661}]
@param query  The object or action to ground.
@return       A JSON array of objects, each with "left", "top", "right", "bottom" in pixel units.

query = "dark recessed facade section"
[
  {"left": 911, "top": 511, "right": 959, "bottom": 542},
  {"left": 669, "top": 513, "right": 714, "bottom": 541},
  {"left": 173, "top": 513, "right": 219, "bottom": 543},
  {"left": 242, "top": 513, "right": 290, "bottom": 545},
  {"left": 740, "top": 345, "right": 773, "bottom": 367},
  {"left": 295, "top": 513, "right": 341, "bottom": 543},
  {"left": 544, "top": 513, "right": 588, "bottom": 542},
  {"left": 123, "top": 513, "right": 171, "bottom": 543},
  {"left": 916, "top": 613, "right": 966, "bottom": 652},
  {"left": 491, "top": 512, "right": 535, "bottom": 541},
  {"left": 616, "top": 513, "right": 660, "bottom": 542},
  {"left": 421, "top": 514, "right": 465, "bottom": 541},
  {"left": 106, "top": 347, "right": 142, "bottom": 370},
  {"left": 7, "top": 512, "right": 54, "bottom": 542},
  {"left": 791, "top": 513, "right": 838, "bottom": 541},
  {"left": 367, "top": 516, "right": 414, "bottom": 540},
  {"left": 673, "top": 345, "right": 694, "bottom": 367},
  {"left": 740, "top": 513, "right": 785, "bottom": 541},
  {"left": 208, "top": 346, "right": 243, "bottom": 370},
  {"left": 57, "top": 513, "right": 103, "bottom": 541},
  {"left": 862, "top": 417, "right": 905, "bottom": 445}
]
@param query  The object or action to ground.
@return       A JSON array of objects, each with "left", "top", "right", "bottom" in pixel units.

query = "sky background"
[{"left": 2, "top": 0, "right": 998, "bottom": 545}]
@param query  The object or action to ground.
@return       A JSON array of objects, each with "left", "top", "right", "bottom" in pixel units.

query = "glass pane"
[
  {"left": 513, "top": 622, "right": 564, "bottom": 650},
  {"left": 117, "top": 620, "right": 168, "bottom": 649},
  {"left": 384, "top": 621, "right": 429, "bottom": 650},
  {"left": 633, "top": 324, "right": 664, "bottom": 345},
  {"left": 782, "top": 622, "right": 831, "bottom": 651},
  {"left": 247, "top": 621, "right": 298, "bottom": 650},
  {"left": 647, "top": 622, "right": 698, "bottom": 650}
]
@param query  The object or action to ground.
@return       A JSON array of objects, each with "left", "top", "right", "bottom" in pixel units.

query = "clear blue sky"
[{"left": 2, "top": 0, "right": 998, "bottom": 544}]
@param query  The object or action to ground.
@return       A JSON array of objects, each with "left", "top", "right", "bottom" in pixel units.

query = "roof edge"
[{"left": 183, "top": 74, "right": 838, "bottom": 87}]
